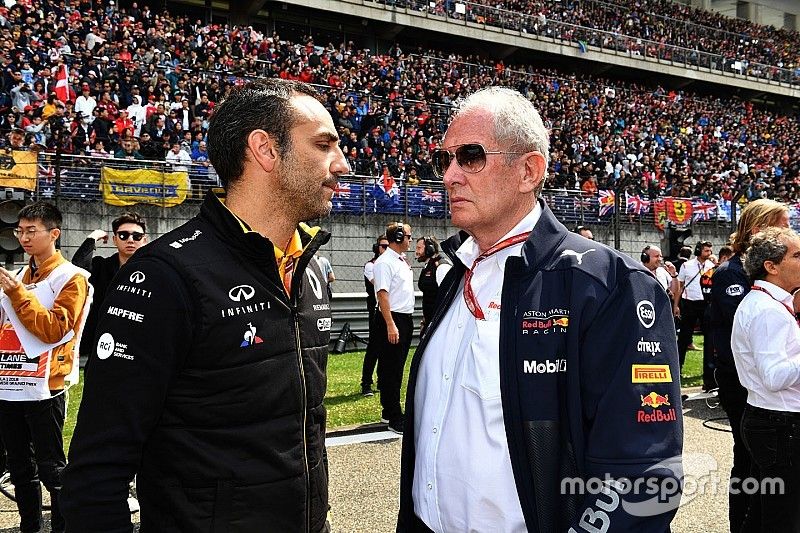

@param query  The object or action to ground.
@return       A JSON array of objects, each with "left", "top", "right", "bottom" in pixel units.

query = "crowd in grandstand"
[
  {"left": 0, "top": 0, "right": 798, "bottom": 204},
  {"left": 375, "top": 0, "right": 800, "bottom": 83}
]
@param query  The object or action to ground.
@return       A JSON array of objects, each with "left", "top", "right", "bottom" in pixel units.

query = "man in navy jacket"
[{"left": 397, "top": 87, "right": 683, "bottom": 532}]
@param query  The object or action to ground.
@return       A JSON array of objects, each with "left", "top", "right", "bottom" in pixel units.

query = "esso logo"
[
  {"left": 637, "top": 300, "right": 656, "bottom": 329},
  {"left": 228, "top": 284, "right": 255, "bottom": 302},
  {"left": 96, "top": 332, "right": 115, "bottom": 360},
  {"left": 129, "top": 271, "right": 146, "bottom": 284}
]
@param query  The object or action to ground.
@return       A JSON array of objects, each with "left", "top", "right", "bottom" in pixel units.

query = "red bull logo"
[
  {"left": 641, "top": 392, "right": 670, "bottom": 408},
  {"left": 553, "top": 317, "right": 569, "bottom": 327},
  {"left": 637, "top": 392, "right": 676, "bottom": 423}
]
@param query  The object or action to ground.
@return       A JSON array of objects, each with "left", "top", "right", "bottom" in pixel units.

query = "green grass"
[
  {"left": 61, "top": 340, "right": 703, "bottom": 450},
  {"left": 325, "top": 350, "right": 411, "bottom": 428},
  {"left": 681, "top": 335, "right": 704, "bottom": 388}
]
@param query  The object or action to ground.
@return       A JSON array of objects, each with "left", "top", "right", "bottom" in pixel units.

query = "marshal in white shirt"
[
  {"left": 373, "top": 247, "right": 415, "bottom": 314},
  {"left": 412, "top": 203, "right": 541, "bottom": 533},
  {"left": 732, "top": 279, "right": 800, "bottom": 412}
]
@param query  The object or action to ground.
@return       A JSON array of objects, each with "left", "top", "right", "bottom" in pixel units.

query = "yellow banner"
[
  {"left": 101, "top": 167, "right": 189, "bottom": 207},
  {"left": 0, "top": 150, "right": 37, "bottom": 191}
]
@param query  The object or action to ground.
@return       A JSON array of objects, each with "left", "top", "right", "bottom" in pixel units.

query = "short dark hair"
[
  {"left": 206, "top": 78, "right": 321, "bottom": 189},
  {"left": 745, "top": 227, "right": 796, "bottom": 281},
  {"left": 18, "top": 201, "right": 62, "bottom": 229},
  {"left": 112, "top": 212, "right": 146, "bottom": 233}
]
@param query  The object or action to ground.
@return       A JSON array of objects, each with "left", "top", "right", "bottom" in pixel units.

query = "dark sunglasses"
[
  {"left": 116, "top": 231, "right": 145, "bottom": 241},
  {"left": 431, "top": 143, "right": 526, "bottom": 178},
  {"left": 379, "top": 243, "right": 389, "bottom": 249}
]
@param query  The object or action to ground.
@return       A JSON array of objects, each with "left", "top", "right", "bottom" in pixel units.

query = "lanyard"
[
  {"left": 750, "top": 285, "right": 800, "bottom": 326},
  {"left": 463, "top": 232, "right": 530, "bottom": 320}
]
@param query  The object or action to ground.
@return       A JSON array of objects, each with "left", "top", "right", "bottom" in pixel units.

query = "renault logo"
[
  {"left": 228, "top": 284, "right": 255, "bottom": 302},
  {"left": 129, "top": 271, "right": 146, "bottom": 284}
]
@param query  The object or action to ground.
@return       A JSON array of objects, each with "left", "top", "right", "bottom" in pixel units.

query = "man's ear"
[
  {"left": 519, "top": 151, "right": 546, "bottom": 194},
  {"left": 246, "top": 129, "right": 278, "bottom": 173}
]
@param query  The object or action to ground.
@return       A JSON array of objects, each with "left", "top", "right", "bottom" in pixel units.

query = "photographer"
[{"left": 11, "top": 81, "right": 38, "bottom": 111}]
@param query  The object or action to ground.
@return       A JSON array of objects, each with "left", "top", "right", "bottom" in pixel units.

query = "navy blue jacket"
[
  {"left": 398, "top": 199, "right": 683, "bottom": 532},
  {"left": 709, "top": 254, "right": 749, "bottom": 374}
]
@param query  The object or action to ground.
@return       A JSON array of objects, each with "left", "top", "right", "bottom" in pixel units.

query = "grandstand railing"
[
  {"left": 340, "top": 0, "right": 799, "bottom": 87},
  {"left": 27, "top": 153, "right": 739, "bottom": 234}
]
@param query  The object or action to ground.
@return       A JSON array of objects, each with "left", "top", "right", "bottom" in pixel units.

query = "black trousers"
[
  {"left": 677, "top": 299, "right": 707, "bottom": 367},
  {"left": 374, "top": 311, "right": 413, "bottom": 422},
  {"left": 741, "top": 404, "right": 800, "bottom": 532},
  {"left": 361, "top": 306, "right": 379, "bottom": 389},
  {"left": 716, "top": 369, "right": 760, "bottom": 532},
  {"left": 0, "top": 392, "right": 66, "bottom": 533}
]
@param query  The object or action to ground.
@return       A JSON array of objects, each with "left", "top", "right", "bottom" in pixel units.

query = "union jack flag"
[
  {"left": 625, "top": 193, "right": 651, "bottom": 215},
  {"left": 421, "top": 189, "right": 442, "bottom": 203},
  {"left": 692, "top": 200, "right": 717, "bottom": 221},
  {"left": 598, "top": 189, "right": 615, "bottom": 216}
]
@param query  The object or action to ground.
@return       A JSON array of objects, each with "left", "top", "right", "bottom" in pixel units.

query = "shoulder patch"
[{"left": 726, "top": 284, "right": 745, "bottom": 297}]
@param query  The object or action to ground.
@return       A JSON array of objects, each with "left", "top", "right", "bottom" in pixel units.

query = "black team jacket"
[
  {"left": 62, "top": 192, "right": 333, "bottom": 532},
  {"left": 397, "top": 199, "right": 683, "bottom": 533}
]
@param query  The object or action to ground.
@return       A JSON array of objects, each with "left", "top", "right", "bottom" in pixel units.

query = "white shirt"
[
  {"left": 413, "top": 204, "right": 541, "bottom": 533},
  {"left": 373, "top": 247, "right": 414, "bottom": 313},
  {"left": 165, "top": 149, "right": 192, "bottom": 172},
  {"left": 435, "top": 263, "right": 452, "bottom": 286},
  {"left": 732, "top": 280, "right": 800, "bottom": 412},
  {"left": 363, "top": 261, "right": 375, "bottom": 283},
  {"left": 652, "top": 266, "right": 672, "bottom": 293},
  {"left": 677, "top": 257, "right": 714, "bottom": 301}
]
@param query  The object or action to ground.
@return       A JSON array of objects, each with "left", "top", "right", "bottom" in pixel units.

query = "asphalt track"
[{"left": 0, "top": 389, "right": 736, "bottom": 532}]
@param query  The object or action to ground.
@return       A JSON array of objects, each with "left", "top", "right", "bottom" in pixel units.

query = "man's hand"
[
  {"left": 0, "top": 267, "right": 20, "bottom": 292},
  {"left": 673, "top": 305, "right": 681, "bottom": 319},
  {"left": 88, "top": 229, "right": 108, "bottom": 243},
  {"left": 664, "top": 261, "right": 677, "bottom": 277},
  {"left": 387, "top": 322, "right": 399, "bottom": 344}
]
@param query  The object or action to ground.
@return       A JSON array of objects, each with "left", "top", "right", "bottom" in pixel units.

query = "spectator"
[
  {"left": 113, "top": 138, "right": 144, "bottom": 160},
  {"left": 165, "top": 141, "right": 191, "bottom": 172}
]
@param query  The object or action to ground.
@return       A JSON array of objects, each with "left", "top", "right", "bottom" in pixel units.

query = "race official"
[
  {"left": 373, "top": 222, "right": 414, "bottom": 434},
  {"left": 397, "top": 87, "right": 682, "bottom": 533},
  {"left": 709, "top": 199, "right": 789, "bottom": 532},
  {"left": 0, "top": 202, "right": 91, "bottom": 533},
  {"left": 361, "top": 234, "right": 390, "bottom": 396},
  {"left": 641, "top": 244, "right": 677, "bottom": 297},
  {"left": 673, "top": 240, "right": 714, "bottom": 368},
  {"left": 733, "top": 227, "right": 800, "bottom": 532},
  {"left": 415, "top": 236, "right": 451, "bottom": 336},
  {"left": 61, "top": 79, "right": 349, "bottom": 532}
]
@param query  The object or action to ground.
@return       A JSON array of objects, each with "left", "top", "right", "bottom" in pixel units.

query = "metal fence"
[{"left": 14, "top": 153, "right": 743, "bottom": 292}]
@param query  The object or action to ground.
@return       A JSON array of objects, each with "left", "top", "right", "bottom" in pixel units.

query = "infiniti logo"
[
  {"left": 129, "top": 271, "right": 146, "bottom": 284},
  {"left": 228, "top": 284, "right": 256, "bottom": 302}
]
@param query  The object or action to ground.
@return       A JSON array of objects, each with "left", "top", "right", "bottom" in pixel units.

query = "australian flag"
[
  {"left": 420, "top": 188, "right": 446, "bottom": 218},
  {"left": 330, "top": 182, "right": 364, "bottom": 214}
]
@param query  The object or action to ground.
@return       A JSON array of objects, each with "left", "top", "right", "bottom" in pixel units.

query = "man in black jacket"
[
  {"left": 61, "top": 78, "right": 349, "bottom": 532},
  {"left": 71, "top": 212, "right": 148, "bottom": 363},
  {"left": 709, "top": 199, "right": 789, "bottom": 532},
  {"left": 398, "top": 87, "right": 682, "bottom": 532}
]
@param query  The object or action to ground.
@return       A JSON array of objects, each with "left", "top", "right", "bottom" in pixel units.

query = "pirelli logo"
[{"left": 631, "top": 364, "right": 672, "bottom": 383}]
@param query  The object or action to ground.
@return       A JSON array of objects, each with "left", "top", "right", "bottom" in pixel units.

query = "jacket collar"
[
  {"left": 441, "top": 198, "right": 568, "bottom": 274},
  {"left": 198, "top": 191, "right": 330, "bottom": 263}
]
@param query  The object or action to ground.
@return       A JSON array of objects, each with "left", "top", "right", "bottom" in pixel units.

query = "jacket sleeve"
[
  {"left": 572, "top": 270, "right": 683, "bottom": 533},
  {"left": 71, "top": 237, "right": 96, "bottom": 271},
  {"left": 5, "top": 273, "right": 88, "bottom": 344},
  {"left": 61, "top": 256, "right": 193, "bottom": 533}
]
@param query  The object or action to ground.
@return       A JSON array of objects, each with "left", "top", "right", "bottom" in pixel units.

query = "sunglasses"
[
  {"left": 116, "top": 231, "right": 145, "bottom": 241},
  {"left": 379, "top": 243, "right": 389, "bottom": 249},
  {"left": 431, "top": 143, "right": 526, "bottom": 178}
]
